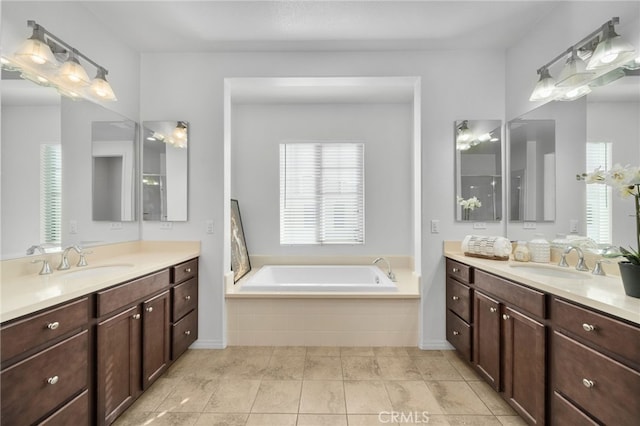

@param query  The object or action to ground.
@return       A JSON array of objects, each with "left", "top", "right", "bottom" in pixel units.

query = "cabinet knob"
[
  {"left": 452, "top": 268, "right": 459, "bottom": 273},
  {"left": 47, "top": 321, "right": 60, "bottom": 330},
  {"left": 582, "top": 323, "right": 595, "bottom": 332},
  {"left": 47, "top": 376, "right": 59, "bottom": 385},
  {"left": 502, "top": 314, "right": 510, "bottom": 320},
  {"left": 489, "top": 307, "right": 497, "bottom": 313},
  {"left": 184, "top": 330, "right": 191, "bottom": 336},
  {"left": 452, "top": 330, "right": 460, "bottom": 336},
  {"left": 132, "top": 313, "right": 141, "bottom": 320},
  {"left": 582, "top": 378, "right": 595, "bottom": 388},
  {"left": 185, "top": 268, "right": 192, "bottom": 273},
  {"left": 146, "top": 306, "right": 154, "bottom": 313},
  {"left": 451, "top": 296, "right": 460, "bottom": 301},
  {"left": 185, "top": 295, "right": 191, "bottom": 301}
]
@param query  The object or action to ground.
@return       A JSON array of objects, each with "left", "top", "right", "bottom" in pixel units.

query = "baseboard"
[
  {"left": 419, "top": 340, "right": 455, "bottom": 350},
  {"left": 189, "top": 339, "right": 226, "bottom": 349}
]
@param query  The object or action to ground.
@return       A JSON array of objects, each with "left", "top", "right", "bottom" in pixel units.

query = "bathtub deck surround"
[{"left": 226, "top": 256, "right": 420, "bottom": 346}]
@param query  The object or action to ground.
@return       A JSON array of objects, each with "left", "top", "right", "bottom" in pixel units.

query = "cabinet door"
[
  {"left": 503, "top": 307, "right": 545, "bottom": 425},
  {"left": 474, "top": 291, "right": 501, "bottom": 390},
  {"left": 142, "top": 291, "right": 170, "bottom": 389},
  {"left": 97, "top": 305, "right": 141, "bottom": 426}
]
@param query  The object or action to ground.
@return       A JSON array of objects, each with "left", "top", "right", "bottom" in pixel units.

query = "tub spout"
[{"left": 373, "top": 257, "right": 396, "bottom": 282}]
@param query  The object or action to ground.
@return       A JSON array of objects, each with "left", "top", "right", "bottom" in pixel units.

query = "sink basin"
[
  {"left": 509, "top": 264, "right": 592, "bottom": 280},
  {"left": 62, "top": 264, "right": 135, "bottom": 279}
]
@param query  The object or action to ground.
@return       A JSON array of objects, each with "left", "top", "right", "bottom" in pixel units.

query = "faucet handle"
[
  {"left": 592, "top": 259, "right": 610, "bottom": 276},
  {"left": 558, "top": 253, "right": 570, "bottom": 267},
  {"left": 77, "top": 250, "right": 92, "bottom": 267},
  {"left": 575, "top": 257, "right": 590, "bottom": 272},
  {"left": 32, "top": 259, "right": 53, "bottom": 275}
]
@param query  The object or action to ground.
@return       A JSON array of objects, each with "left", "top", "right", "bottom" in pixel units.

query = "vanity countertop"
[
  {"left": 444, "top": 246, "right": 640, "bottom": 325},
  {"left": 0, "top": 241, "right": 200, "bottom": 323}
]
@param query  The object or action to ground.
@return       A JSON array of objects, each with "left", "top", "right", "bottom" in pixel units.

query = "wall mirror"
[
  {"left": 92, "top": 120, "right": 138, "bottom": 221},
  {"left": 507, "top": 118, "right": 556, "bottom": 222},
  {"left": 454, "top": 119, "right": 503, "bottom": 222},
  {"left": 142, "top": 121, "right": 189, "bottom": 221}
]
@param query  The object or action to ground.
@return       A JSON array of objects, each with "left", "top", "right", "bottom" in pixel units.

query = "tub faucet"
[
  {"left": 58, "top": 245, "right": 86, "bottom": 270},
  {"left": 373, "top": 257, "right": 396, "bottom": 282},
  {"left": 559, "top": 246, "right": 589, "bottom": 272}
]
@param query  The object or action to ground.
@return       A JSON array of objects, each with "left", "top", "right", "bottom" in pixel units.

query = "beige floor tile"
[
  {"left": 376, "top": 356, "right": 422, "bottom": 380},
  {"left": 373, "top": 346, "right": 410, "bottom": 357},
  {"left": 445, "top": 353, "right": 483, "bottom": 381},
  {"left": 407, "top": 348, "right": 445, "bottom": 358},
  {"left": 219, "top": 354, "right": 271, "bottom": 379},
  {"left": 299, "top": 380, "right": 346, "bottom": 414},
  {"left": 226, "top": 345, "right": 274, "bottom": 357},
  {"left": 414, "top": 357, "right": 464, "bottom": 381},
  {"left": 297, "top": 413, "right": 348, "bottom": 425},
  {"left": 263, "top": 355, "right": 305, "bottom": 380},
  {"left": 251, "top": 380, "right": 302, "bottom": 413},
  {"left": 342, "top": 356, "right": 383, "bottom": 380},
  {"left": 344, "top": 380, "right": 393, "bottom": 414},
  {"left": 304, "top": 356, "right": 343, "bottom": 380},
  {"left": 341, "top": 346, "right": 375, "bottom": 356},
  {"left": 497, "top": 415, "right": 529, "bottom": 425},
  {"left": 245, "top": 413, "right": 297, "bottom": 426},
  {"left": 427, "top": 381, "right": 492, "bottom": 415},
  {"left": 194, "top": 413, "right": 248, "bottom": 426},
  {"left": 158, "top": 376, "right": 220, "bottom": 412},
  {"left": 384, "top": 380, "right": 444, "bottom": 414},
  {"left": 443, "top": 415, "right": 502, "bottom": 425},
  {"left": 468, "top": 381, "right": 516, "bottom": 416},
  {"left": 272, "top": 346, "right": 307, "bottom": 356},
  {"left": 125, "top": 376, "right": 180, "bottom": 412},
  {"left": 306, "top": 346, "right": 341, "bottom": 357},
  {"left": 203, "top": 379, "right": 261, "bottom": 413},
  {"left": 113, "top": 412, "right": 200, "bottom": 426},
  {"left": 347, "top": 414, "right": 387, "bottom": 425}
]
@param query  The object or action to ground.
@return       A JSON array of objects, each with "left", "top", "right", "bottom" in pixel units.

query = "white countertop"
[
  {"left": 444, "top": 247, "right": 640, "bottom": 325},
  {"left": 1, "top": 241, "right": 200, "bottom": 323}
]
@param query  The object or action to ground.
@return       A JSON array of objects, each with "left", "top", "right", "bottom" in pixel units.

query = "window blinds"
[
  {"left": 40, "top": 144, "right": 62, "bottom": 245},
  {"left": 585, "top": 142, "right": 612, "bottom": 244},
  {"left": 280, "top": 142, "right": 364, "bottom": 245}
]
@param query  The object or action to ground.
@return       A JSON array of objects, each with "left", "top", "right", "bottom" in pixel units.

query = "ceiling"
[{"left": 81, "top": 0, "right": 559, "bottom": 52}]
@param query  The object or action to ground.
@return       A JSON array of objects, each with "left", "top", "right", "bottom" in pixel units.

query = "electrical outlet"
[
  {"left": 69, "top": 220, "right": 78, "bottom": 234},
  {"left": 430, "top": 220, "right": 440, "bottom": 234},
  {"left": 473, "top": 222, "right": 487, "bottom": 230},
  {"left": 109, "top": 222, "right": 123, "bottom": 230},
  {"left": 569, "top": 219, "right": 579, "bottom": 233},
  {"left": 206, "top": 220, "right": 214, "bottom": 234},
  {"left": 523, "top": 222, "right": 537, "bottom": 230},
  {"left": 160, "top": 222, "right": 173, "bottom": 230}
]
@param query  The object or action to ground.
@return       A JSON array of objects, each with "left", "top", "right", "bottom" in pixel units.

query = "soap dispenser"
[{"left": 529, "top": 234, "right": 550, "bottom": 263}]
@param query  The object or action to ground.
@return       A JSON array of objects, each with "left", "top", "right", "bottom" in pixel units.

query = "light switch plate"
[
  {"left": 160, "top": 222, "right": 173, "bottom": 230},
  {"left": 430, "top": 220, "right": 440, "bottom": 234},
  {"left": 206, "top": 220, "right": 214, "bottom": 234},
  {"left": 569, "top": 219, "right": 579, "bottom": 233},
  {"left": 109, "top": 222, "right": 122, "bottom": 230},
  {"left": 523, "top": 222, "right": 537, "bottom": 230},
  {"left": 69, "top": 220, "right": 78, "bottom": 234},
  {"left": 473, "top": 222, "right": 487, "bottom": 229}
]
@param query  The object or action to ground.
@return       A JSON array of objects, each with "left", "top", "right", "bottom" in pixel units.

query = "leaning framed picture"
[{"left": 230, "top": 199, "right": 251, "bottom": 283}]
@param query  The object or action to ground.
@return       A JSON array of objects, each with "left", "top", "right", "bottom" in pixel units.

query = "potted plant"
[
  {"left": 578, "top": 164, "right": 640, "bottom": 297},
  {"left": 457, "top": 196, "right": 482, "bottom": 221}
]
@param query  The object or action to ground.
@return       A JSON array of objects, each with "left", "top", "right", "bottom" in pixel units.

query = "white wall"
[
  {"left": 140, "top": 49, "right": 505, "bottom": 349},
  {"left": 1, "top": 105, "right": 60, "bottom": 258},
  {"left": 231, "top": 102, "right": 412, "bottom": 257}
]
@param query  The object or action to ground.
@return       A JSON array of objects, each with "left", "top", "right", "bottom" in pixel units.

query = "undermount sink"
[
  {"left": 509, "top": 264, "right": 592, "bottom": 280},
  {"left": 62, "top": 264, "right": 135, "bottom": 279}
]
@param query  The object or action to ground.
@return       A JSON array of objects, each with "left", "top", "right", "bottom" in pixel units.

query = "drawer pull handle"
[
  {"left": 452, "top": 330, "right": 460, "bottom": 336},
  {"left": 582, "top": 323, "right": 595, "bottom": 332},
  {"left": 489, "top": 307, "right": 497, "bottom": 313},
  {"left": 133, "top": 314, "right": 141, "bottom": 320},
  {"left": 452, "top": 268, "right": 459, "bottom": 273},
  {"left": 47, "top": 376, "right": 59, "bottom": 385},
  {"left": 185, "top": 295, "right": 191, "bottom": 301},
  {"left": 184, "top": 330, "right": 191, "bottom": 336},
  {"left": 185, "top": 268, "right": 192, "bottom": 273},
  {"left": 451, "top": 296, "right": 460, "bottom": 301},
  {"left": 47, "top": 321, "right": 60, "bottom": 330},
  {"left": 502, "top": 314, "right": 510, "bottom": 320},
  {"left": 582, "top": 378, "right": 595, "bottom": 388},
  {"left": 146, "top": 307, "right": 153, "bottom": 313}
]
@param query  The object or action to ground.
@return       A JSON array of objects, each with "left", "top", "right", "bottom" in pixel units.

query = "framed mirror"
[
  {"left": 454, "top": 119, "right": 503, "bottom": 222},
  {"left": 142, "top": 121, "right": 189, "bottom": 221},
  {"left": 92, "top": 120, "right": 138, "bottom": 221}
]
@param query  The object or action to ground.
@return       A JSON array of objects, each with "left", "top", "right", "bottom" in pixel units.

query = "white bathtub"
[{"left": 240, "top": 265, "right": 397, "bottom": 292}]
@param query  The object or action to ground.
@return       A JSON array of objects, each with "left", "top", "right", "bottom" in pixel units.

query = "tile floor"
[{"left": 114, "top": 347, "right": 528, "bottom": 426}]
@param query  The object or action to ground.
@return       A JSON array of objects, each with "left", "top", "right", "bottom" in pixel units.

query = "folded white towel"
[{"left": 462, "top": 235, "right": 512, "bottom": 258}]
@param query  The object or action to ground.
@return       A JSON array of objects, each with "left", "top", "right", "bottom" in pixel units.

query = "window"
[
  {"left": 40, "top": 144, "right": 62, "bottom": 245},
  {"left": 280, "top": 142, "right": 364, "bottom": 245},
  {"left": 585, "top": 142, "right": 612, "bottom": 244}
]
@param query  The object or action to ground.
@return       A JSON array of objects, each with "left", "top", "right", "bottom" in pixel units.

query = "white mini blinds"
[{"left": 280, "top": 142, "right": 364, "bottom": 245}]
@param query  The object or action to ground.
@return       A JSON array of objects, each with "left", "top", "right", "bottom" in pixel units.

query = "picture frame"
[{"left": 230, "top": 199, "right": 251, "bottom": 283}]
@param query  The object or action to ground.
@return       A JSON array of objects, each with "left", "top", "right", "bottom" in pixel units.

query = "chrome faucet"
[
  {"left": 26, "top": 244, "right": 46, "bottom": 255},
  {"left": 58, "top": 245, "right": 87, "bottom": 270},
  {"left": 559, "top": 246, "right": 589, "bottom": 272},
  {"left": 373, "top": 257, "right": 396, "bottom": 282},
  {"left": 27, "top": 245, "right": 53, "bottom": 275}
]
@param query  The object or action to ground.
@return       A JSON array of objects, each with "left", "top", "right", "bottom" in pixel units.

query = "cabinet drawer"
[
  {"left": 172, "top": 309, "right": 198, "bottom": 360},
  {"left": 551, "top": 391, "right": 598, "bottom": 426},
  {"left": 1, "top": 297, "right": 88, "bottom": 364},
  {"left": 553, "top": 332, "right": 640, "bottom": 426},
  {"left": 172, "top": 258, "right": 198, "bottom": 284},
  {"left": 0, "top": 331, "right": 88, "bottom": 426},
  {"left": 173, "top": 277, "right": 198, "bottom": 321},
  {"left": 446, "top": 278, "right": 472, "bottom": 323},
  {"left": 446, "top": 310, "right": 471, "bottom": 362},
  {"left": 97, "top": 269, "right": 170, "bottom": 317},
  {"left": 552, "top": 297, "right": 640, "bottom": 364},
  {"left": 446, "top": 258, "right": 472, "bottom": 284},
  {"left": 37, "top": 390, "right": 88, "bottom": 426},
  {"left": 475, "top": 270, "right": 545, "bottom": 319}
]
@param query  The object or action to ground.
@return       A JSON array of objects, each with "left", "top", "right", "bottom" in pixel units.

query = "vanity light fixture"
[
  {"left": 1, "top": 20, "right": 117, "bottom": 102},
  {"left": 529, "top": 17, "right": 636, "bottom": 103}
]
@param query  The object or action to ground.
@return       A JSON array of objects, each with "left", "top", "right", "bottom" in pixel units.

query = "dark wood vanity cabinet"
[
  {"left": 445, "top": 259, "right": 473, "bottom": 361},
  {"left": 170, "top": 258, "right": 198, "bottom": 360}
]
